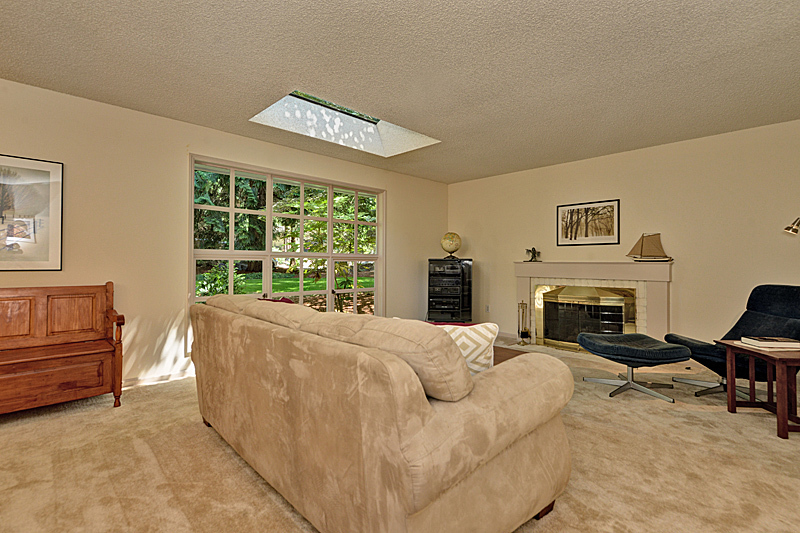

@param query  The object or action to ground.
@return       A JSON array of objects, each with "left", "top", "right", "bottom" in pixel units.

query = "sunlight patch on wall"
[{"left": 249, "top": 92, "right": 440, "bottom": 158}]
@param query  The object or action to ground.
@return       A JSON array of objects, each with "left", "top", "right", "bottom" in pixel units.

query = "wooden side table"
[{"left": 716, "top": 340, "right": 800, "bottom": 439}]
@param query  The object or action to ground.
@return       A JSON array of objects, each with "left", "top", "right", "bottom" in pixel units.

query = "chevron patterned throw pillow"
[{"left": 437, "top": 323, "right": 499, "bottom": 375}]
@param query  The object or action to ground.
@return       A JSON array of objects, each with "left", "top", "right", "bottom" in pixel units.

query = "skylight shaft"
[{"left": 250, "top": 91, "right": 440, "bottom": 158}]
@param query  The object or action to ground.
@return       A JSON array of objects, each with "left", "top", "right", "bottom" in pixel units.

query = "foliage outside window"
[{"left": 192, "top": 162, "right": 380, "bottom": 315}]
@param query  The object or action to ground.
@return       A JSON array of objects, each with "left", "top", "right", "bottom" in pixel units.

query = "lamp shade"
[{"left": 785, "top": 218, "right": 800, "bottom": 235}]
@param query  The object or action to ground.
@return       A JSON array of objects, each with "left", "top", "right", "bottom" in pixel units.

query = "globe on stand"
[{"left": 440, "top": 232, "right": 461, "bottom": 258}]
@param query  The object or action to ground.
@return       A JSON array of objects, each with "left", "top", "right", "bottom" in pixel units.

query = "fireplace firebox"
[{"left": 542, "top": 286, "right": 636, "bottom": 349}]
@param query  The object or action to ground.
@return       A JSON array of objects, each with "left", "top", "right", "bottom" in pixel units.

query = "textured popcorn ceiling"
[{"left": 1, "top": 1, "right": 798, "bottom": 183}]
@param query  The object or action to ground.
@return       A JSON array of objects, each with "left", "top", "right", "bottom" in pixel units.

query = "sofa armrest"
[{"left": 400, "top": 352, "right": 573, "bottom": 511}]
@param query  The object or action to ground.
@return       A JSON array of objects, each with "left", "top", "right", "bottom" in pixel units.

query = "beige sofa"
[{"left": 190, "top": 295, "right": 573, "bottom": 533}]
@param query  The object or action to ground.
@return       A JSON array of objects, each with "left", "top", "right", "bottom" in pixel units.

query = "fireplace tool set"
[{"left": 517, "top": 301, "right": 531, "bottom": 345}]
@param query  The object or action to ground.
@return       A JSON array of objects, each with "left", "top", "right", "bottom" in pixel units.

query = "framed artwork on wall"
[
  {"left": 0, "top": 154, "right": 63, "bottom": 270},
  {"left": 557, "top": 199, "right": 619, "bottom": 246}
]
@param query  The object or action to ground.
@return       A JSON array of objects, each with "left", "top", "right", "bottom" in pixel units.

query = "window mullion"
[
  {"left": 354, "top": 192, "right": 359, "bottom": 254},
  {"left": 267, "top": 174, "right": 273, "bottom": 297},
  {"left": 236, "top": 208, "right": 269, "bottom": 216},
  {"left": 261, "top": 258, "right": 267, "bottom": 298},
  {"left": 193, "top": 204, "right": 229, "bottom": 212},
  {"left": 299, "top": 183, "right": 305, "bottom": 295},
  {"left": 228, "top": 169, "right": 236, "bottom": 293},
  {"left": 326, "top": 184, "right": 333, "bottom": 311}
]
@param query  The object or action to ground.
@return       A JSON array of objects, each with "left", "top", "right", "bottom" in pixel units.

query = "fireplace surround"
[{"left": 515, "top": 261, "right": 672, "bottom": 346}]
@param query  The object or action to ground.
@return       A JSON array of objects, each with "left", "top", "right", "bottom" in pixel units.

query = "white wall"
[
  {"left": 448, "top": 120, "right": 800, "bottom": 341},
  {"left": 0, "top": 79, "right": 448, "bottom": 382}
]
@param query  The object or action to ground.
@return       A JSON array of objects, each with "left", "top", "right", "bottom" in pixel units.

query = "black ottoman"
[{"left": 577, "top": 333, "right": 691, "bottom": 403}]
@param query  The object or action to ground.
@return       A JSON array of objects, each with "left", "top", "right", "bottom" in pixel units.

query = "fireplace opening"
[{"left": 539, "top": 286, "right": 636, "bottom": 349}]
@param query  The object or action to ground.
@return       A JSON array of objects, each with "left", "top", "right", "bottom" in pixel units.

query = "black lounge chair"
[{"left": 666, "top": 284, "right": 800, "bottom": 397}]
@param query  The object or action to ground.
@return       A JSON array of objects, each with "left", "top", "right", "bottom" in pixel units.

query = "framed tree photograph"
[
  {"left": 557, "top": 199, "right": 619, "bottom": 246},
  {"left": 0, "top": 154, "right": 63, "bottom": 270}
]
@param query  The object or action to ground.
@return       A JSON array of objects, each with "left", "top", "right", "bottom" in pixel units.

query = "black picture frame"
[{"left": 557, "top": 199, "right": 619, "bottom": 246}]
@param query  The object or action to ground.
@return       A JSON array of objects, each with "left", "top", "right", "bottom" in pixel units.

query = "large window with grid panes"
[{"left": 192, "top": 159, "right": 381, "bottom": 314}]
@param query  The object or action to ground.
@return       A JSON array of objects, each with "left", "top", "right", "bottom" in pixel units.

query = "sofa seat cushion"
[
  {"left": 437, "top": 323, "right": 499, "bottom": 374},
  {"left": 300, "top": 313, "right": 474, "bottom": 402},
  {"left": 401, "top": 352, "right": 573, "bottom": 511}
]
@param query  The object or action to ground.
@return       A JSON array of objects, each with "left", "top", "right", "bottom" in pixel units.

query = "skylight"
[
  {"left": 290, "top": 91, "right": 379, "bottom": 124},
  {"left": 249, "top": 91, "right": 439, "bottom": 158}
]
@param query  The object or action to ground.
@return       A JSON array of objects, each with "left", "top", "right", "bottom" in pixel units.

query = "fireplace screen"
[{"left": 540, "top": 286, "right": 635, "bottom": 348}]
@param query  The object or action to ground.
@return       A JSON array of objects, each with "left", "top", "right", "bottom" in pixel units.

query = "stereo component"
[{"left": 427, "top": 258, "right": 472, "bottom": 323}]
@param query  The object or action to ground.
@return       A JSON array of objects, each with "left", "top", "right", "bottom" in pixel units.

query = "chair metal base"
[
  {"left": 616, "top": 373, "right": 673, "bottom": 388},
  {"left": 671, "top": 377, "right": 750, "bottom": 399},
  {"left": 584, "top": 366, "right": 675, "bottom": 403}
]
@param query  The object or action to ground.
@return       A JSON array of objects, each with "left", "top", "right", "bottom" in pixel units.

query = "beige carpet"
[{"left": 1, "top": 347, "right": 798, "bottom": 533}]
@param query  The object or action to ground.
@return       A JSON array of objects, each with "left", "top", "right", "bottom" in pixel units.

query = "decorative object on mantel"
[
  {"left": 557, "top": 199, "right": 620, "bottom": 246},
  {"left": 784, "top": 217, "right": 800, "bottom": 236},
  {"left": 517, "top": 301, "right": 532, "bottom": 345},
  {"left": 440, "top": 231, "right": 462, "bottom": 258},
  {"left": 525, "top": 247, "right": 541, "bottom": 262},
  {"left": 0, "top": 154, "right": 63, "bottom": 270},
  {"left": 626, "top": 233, "right": 673, "bottom": 262}
]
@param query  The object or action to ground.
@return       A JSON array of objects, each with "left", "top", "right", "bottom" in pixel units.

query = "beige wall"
[
  {"left": 4, "top": 76, "right": 798, "bottom": 381},
  {"left": 448, "top": 120, "right": 800, "bottom": 340},
  {"left": 0, "top": 79, "right": 448, "bottom": 382}
]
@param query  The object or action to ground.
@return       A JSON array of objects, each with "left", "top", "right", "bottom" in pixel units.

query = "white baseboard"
[
  {"left": 122, "top": 370, "right": 195, "bottom": 389},
  {"left": 496, "top": 331, "right": 518, "bottom": 344}
]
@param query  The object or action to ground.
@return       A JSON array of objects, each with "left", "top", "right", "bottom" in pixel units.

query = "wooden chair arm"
[
  {"left": 106, "top": 310, "right": 125, "bottom": 343},
  {"left": 106, "top": 309, "right": 125, "bottom": 326}
]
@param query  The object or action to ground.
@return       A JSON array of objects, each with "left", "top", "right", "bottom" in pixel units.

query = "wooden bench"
[{"left": 0, "top": 282, "right": 124, "bottom": 415}]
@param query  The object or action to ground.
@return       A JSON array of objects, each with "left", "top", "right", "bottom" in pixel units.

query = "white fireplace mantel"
[
  {"left": 515, "top": 261, "right": 672, "bottom": 341},
  {"left": 515, "top": 261, "right": 671, "bottom": 282}
]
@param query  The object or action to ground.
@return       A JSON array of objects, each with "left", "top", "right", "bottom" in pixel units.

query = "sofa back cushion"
[
  {"left": 206, "top": 294, "right": 258, "bottom": 314},
  {"left": 300, "top": 314, "right": 473, "bottom": 401},
  {"left": 242, "top": 299, "right": 319, "bottom": 329},
  {"left": 204, "top": 296, "right": 473, "bottom": 401}
]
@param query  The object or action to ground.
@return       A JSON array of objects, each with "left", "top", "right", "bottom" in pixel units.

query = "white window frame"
[{"left": 189, "top": 155, "right": 385, "bottom": 316}]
